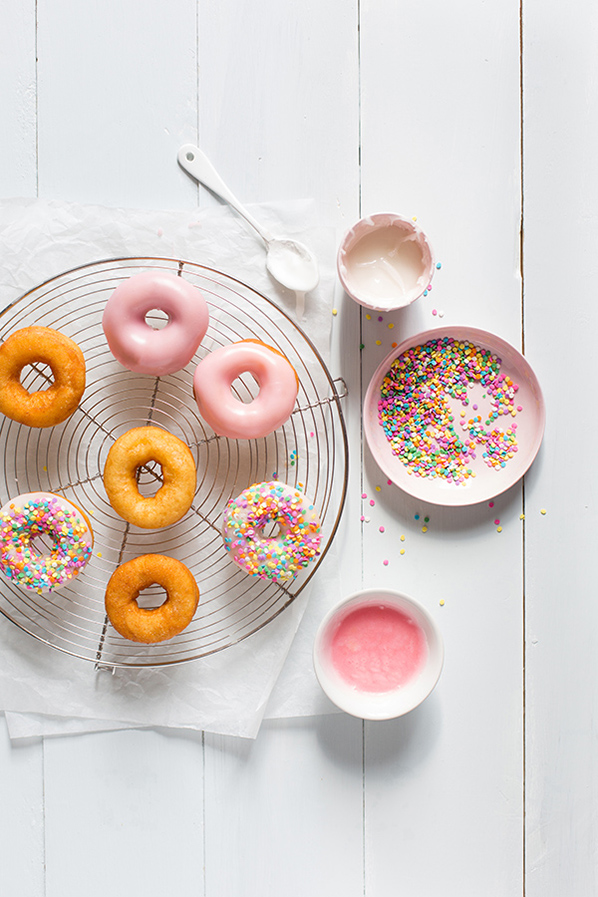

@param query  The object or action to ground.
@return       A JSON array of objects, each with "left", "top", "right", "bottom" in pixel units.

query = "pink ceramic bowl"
[
  {"left": 363, "top": 326, "right": 546, "bottom": 506},
  {"left": 337, "top": 213, "right": 434, "bottom": 311}
]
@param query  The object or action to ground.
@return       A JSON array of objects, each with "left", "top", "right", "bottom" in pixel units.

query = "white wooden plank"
[
  {"left": 359, "top": 1, "right": 524, "bottom": 893},
  {"left": 0, "top": 0, "right": 37, "bottom": 196},
  {"left": 197, "top": 3, "right": 364, "bottom": 895},
  {"left": 198, "top": 0, "right": 360, "bottom": 230},
  {"left": 0, "top": 715, "right": 44, "bottom": 895},
  {"left": 36, "top": 0, "right": 199, "bottom": 209},
  {"left": 523, "top": 1, "right": 598, "bottom": 893},
  {"left": 0, "top": 3, "right": 45, "bottom": 894},
  {"left": 32, "top": 4, "right": 206, "bottom": 896},
  {"left": 44, "top": 729, "right": 204, "bottom": 897},
  {"left": 204, "top": 717, "right": 364, "bottom": 897}
]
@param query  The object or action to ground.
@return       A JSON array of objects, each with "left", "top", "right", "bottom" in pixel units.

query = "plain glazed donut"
[
  {"left": 105, "top": 554, "right": 199, "bottom": 643},
  {"left": 0, "top": 326, "right": 85, "bottom": 427},
  {"left": 103, "top": 426, "right": 196, "bottom": 528},
  {"left": 0, "top": 492, "right": 93, "bottom": 593},
  {"left": 193, "top": 339, "right": 298, "bottom": 439},
  {"left": 222, "top": 481, "right": 321, "bottom": 583},
  {"left": 102, "top": 270, "right": 209, "bottom": 375}
]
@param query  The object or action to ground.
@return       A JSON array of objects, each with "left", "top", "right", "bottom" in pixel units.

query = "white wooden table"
[{"left": 0, "top": 1, "right": 591, "bottom": 894}]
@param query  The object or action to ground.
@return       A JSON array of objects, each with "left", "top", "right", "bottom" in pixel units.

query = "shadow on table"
[{"left": 314, "top": 691, "right": 441, "bottom": 772}]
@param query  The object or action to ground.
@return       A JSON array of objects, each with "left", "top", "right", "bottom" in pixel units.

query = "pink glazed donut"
[
  {"left": 193, "top": 340, "right": 299, "bottom": 439},
  {"left": 102, "top": 271, "right": 209, "bottom": 375}
]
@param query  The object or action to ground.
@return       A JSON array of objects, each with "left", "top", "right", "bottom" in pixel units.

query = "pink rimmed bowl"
[{"left": 363, "top": 326, "right": 546, "bottom": 506}]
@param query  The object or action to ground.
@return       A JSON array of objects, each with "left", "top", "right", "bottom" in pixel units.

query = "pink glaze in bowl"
[{"left": 313, "top": 589, "right": 444, "bottom": 720}]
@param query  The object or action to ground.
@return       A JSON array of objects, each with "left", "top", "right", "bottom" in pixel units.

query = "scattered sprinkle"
[
  {"left": 379, "top": 526, "right": 385, "bottom": 533},
  {"left": 400, "top": 548, "right": 405, "bottom": 555},
  {"left": 378, "top": 316, "right": 383, "bottom": 322},
  {"left": 436, "top": 262, "right": 442, "bottom": 269},
  {"left": 332, "top": 308, "right": 338, "bottom": 316},
  {"left": 388, "top": 323, "right": 395, "bottom": 330},
  {"left": 497, "top": 526, "right": 503, "bottom": 533},
  {"left": 519, "top": 513, "right": 525, "bottom": 520},
  {"left": 494, "top": 519, "right": 500, "bottom": 526},
  {"left": 422, "top": 526, "right": 428, "bottom": 533},
  {"left": 366, "top": 314, "right": 371, "bottom": 320},
  {"left": 400, "top": 534, "right": 405, "bottom": 542},
  {"left": 540, "top": 508, "right": 547, "bottom": 515},
  {"left": 383, "top": 559, "right": 389, "bottom": 566},
  {"left": 439, "top": 598, "right": 445, "bottom": 606},
  {"left": 432, "top": 309, "right": 438, "bottom": 316}
]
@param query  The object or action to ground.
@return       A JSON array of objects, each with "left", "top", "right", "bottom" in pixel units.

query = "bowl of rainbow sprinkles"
[{"left": 363, "top": 326, "right": 545, "bottom": 506}]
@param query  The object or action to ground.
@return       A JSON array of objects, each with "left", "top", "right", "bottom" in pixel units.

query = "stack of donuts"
[{"left": 0, "top": 269, "right": 322, "bottom": 645}]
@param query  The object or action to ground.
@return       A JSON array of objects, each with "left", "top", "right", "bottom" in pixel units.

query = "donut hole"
[
  {"left": 19, "top": 362, "right": 54, "bottom": 390},
  {"left": 144, "top": 308, "right": 170, "bottom": 330},
  {"left": 231, "top": 374, "right": 260, "bottom": 404},
  {"left": 136, "top": 585, "right": 167, "bottom": 609},
  {"left": 136, "top": 460, "right": 164, "bottom": 497},
  {"left": 255, "top": 518, "right": 283, "bottom": 539},
  {"left": 28, "top": 533, "right": 54, "bottom": 557}
]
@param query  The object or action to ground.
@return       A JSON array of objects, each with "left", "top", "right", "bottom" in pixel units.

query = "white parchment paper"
[{"left": 0, "top": 197, "right": 343, "bottom": 740}]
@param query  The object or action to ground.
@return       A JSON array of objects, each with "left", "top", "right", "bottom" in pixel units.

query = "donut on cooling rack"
[
  {"left": 104, "top": 554, "right": 199, "bottom": 643},
  {"left": 193, "top": 339, "right": 298, "bottom": 439},
  {"left": 102, "top": 270, "right": 209, "bottom": 375},
  {"left": 103, "top": 426, "right": 196, "bottom": 529},
  {"left": 0, "top": 492, "right": 93, "bottom": 593},
  {"left": 222, "top": 481, "right": 322, "bottom": 583},
  {"left": 0, "top": 326, "right": 85, "bottom": 427}
]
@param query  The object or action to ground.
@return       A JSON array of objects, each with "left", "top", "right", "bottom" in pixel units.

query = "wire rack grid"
[{"left": 0, "top": 257, "right": 348, "bottom": 668}]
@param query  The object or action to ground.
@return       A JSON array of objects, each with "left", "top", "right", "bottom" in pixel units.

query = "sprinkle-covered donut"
[
  {"left": 0, "top": 492, "right": 93, "bottom": 593},
  {"left": 193, "top": 340, "right": 298, "bottom": 439},
  {"left": 222, "top": 481, "right": 321, "bottom": 582},
  {"left": 104, "top": 554, "right": 199, "bottom": 643},
  {"left": 103, "top": 426, "right": 196, "bottom": 529},
  {"left": 0, "top": 326, "right": 85, "bottom": 427},
  {"left": 102, "top": 271, "right": 209, "bottom": 375}
]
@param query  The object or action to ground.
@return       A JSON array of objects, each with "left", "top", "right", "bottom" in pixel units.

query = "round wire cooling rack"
[{"left": 0, "top": 257, "right": 348, "bottom": 668}]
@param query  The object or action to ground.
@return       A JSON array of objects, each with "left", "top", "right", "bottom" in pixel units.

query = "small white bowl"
[
  {"left": 313, "top": 588, "right": 444, "bottom": 720},
  {"left": 337, "top": 213, "right": 434, "bottom": 311}
]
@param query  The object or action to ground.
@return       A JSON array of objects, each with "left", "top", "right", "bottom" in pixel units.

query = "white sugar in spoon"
[{"left": 178, "top": 145, "right": 319, "bottom": 317}]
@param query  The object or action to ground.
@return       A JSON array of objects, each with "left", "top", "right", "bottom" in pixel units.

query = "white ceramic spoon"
[{"left": 178, "top": 144, "right": 319, "bottom": 316}]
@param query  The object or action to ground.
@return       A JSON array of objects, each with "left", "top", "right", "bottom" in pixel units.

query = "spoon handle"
[{"left": 178, "top": 145, "right": 274, "bottom": 244}]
